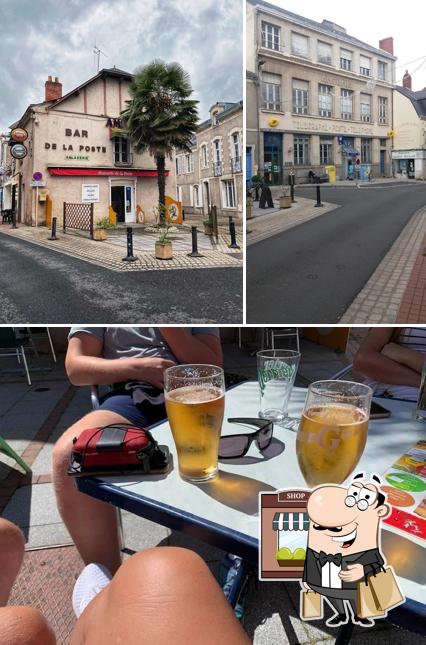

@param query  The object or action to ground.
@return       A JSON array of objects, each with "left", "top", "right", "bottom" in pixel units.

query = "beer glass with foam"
[
  {"left": 164, "top": 364, "right": 225, "bottom": 483},
  {"left": 296, "top": 380, "right": 373, "bottom": 487}
]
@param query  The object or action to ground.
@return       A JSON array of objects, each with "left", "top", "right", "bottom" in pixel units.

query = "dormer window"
[{"left": 212, "top": 111, "right": 219, "bottom": 126}]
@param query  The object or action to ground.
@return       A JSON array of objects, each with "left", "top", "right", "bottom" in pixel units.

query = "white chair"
[{"left": 265, "top": 328, "right": 300, "bottom": 352}]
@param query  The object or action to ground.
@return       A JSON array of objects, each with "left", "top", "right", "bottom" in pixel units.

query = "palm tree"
[{"left": 121, "top": 60, "right": 199, "bottom": 224}]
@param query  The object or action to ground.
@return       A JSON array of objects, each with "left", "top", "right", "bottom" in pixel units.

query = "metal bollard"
[
  {"left": 315, "top": 184, "right": 324, "bottom": 207},
  {"left": 290, "top": 183, "right": 297, "bottom": 203},
  {"left": 48, "top": 216, "right": 58, "bottom": 240},
  {"left": 122, "top": 226, "right": 137, "bottom": 262},
  {"left": 228, "top": 220, "right": 240, "bottom": 249},
  {"left": 187, "top": 226, "right": 203, "bottom": 257}
]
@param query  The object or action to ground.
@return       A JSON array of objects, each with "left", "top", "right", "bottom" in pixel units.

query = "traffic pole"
[
  {"left": 122, "top": 226, "right": 137, "bottom": 262},
  {"left": 48, "top": 216, "right": 58, "bottom": 240},
  {"left": 315, "top": 185, "right": 324, "bottom": 207},
  {"left": 187, "top": 226, "right": 203, "bottom": 257}
]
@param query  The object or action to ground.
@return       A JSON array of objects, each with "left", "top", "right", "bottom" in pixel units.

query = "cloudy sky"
[
  {"left": 269, "top": 0, "right": 426, "bottom": 90},
  {"left": 0, "top": 0, "right": 243, "bottom": 132}
]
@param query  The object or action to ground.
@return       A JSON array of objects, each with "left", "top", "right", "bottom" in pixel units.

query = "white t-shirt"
[{"left": 368, "top": 327, "right": 426, "bottom": 401}]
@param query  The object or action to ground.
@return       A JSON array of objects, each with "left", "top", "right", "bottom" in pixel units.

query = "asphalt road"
[
  {"left": 0, "top": 235, "right": 243, "bottom": 323},
  {"left": 247, "top": 182, "right": 426, "bottom": 323}
]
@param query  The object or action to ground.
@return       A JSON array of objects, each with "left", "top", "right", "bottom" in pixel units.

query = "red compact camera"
[{"left": 68, "top": 424, "right": 170, "bottom": 477}]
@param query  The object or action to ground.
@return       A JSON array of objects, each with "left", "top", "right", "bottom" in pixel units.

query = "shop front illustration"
[{"left": 260, "top": 489, "right": 310, "bottom": 580}]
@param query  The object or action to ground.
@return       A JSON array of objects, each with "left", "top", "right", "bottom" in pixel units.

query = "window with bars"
[
  {"left": 294, "top": 136, "right": 309, "bottom": 165},
  {"left": 222, "top": 179, "right": 236, "bottom": 208},
  {"left": 360, "top": 94, "right": 371, "bottom": 122},
  {"left": 318, "top": 84, "right": 333, "bottom": 117},
  {"left": 293, "top": 80, "right": 308, "bottom": 114},
  {"left": 320, "top": 137, "right": 333, "bottom": 164},
  {"left": 378, "top": 61, "right": 387, "bottom": 81},
  {"left": 341, "top": 89, "right": 353, "bottom": 119},
  {"left": 340, "top": 48, "right": 352, "bottom": 71},
  {"left": 113, "top": 137, "right": 130, "bottom": 164},
  {"left": 360, "top": 55, "right": 371, "bottom": 76},
  {"left": 378, "top": 97, "right": 388, "bottom": 124},
  {"left": 262, "top": 73, "right": 281, "bottom": 110},
  {"left": 318, "top": 41, "right": 332, "bottom": 65},
  {"left": 291, "top": 32, "right": 309, "bottom": 57},
  {"left": 261, "top": 21, "right": 280, "bottom": 51},
  {"left": 361, "top": 139, "right": 372, "bottom": 163}
]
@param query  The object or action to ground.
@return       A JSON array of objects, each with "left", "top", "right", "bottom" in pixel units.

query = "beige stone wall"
[
  {"left": 176, "top": 105, "right": 243, "bottom": 220},
  {"left": 393, "top": 91, "right": 426, "bottom": 150}
]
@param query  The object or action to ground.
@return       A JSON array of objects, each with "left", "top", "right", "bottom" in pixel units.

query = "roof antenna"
[{"left": 93, "top": 42, "right": 108, "bottom": 72}]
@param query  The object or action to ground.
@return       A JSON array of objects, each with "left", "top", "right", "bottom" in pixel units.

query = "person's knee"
[
  {"left": 0, "top": 519, "right": 25, "bottom": 562},
  {"left": 0, "top": 606, "right": 56, "bottom": 645}
]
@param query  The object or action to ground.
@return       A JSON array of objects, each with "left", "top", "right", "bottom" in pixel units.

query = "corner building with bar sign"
[
  {"left": 246, "top": 0, "right": 396, "bottom": 185},
  {"left": 7, "top": 70, "right": 176, "bottom": 227}
]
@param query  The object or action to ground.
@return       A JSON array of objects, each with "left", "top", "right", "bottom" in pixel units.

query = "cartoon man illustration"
[{"left": 302, "top": 473, "right": 390, "bottom": 627}]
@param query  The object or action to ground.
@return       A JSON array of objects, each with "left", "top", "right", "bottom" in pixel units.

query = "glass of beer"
[
  {"left": 296, "top": 380, "right": 373, "bottom": 487},
  {"left": 164, "top": 364, "right": 225, "bottom": 483}
]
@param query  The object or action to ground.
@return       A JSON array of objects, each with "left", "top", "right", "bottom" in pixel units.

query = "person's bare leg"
[
  {"left": 52, "top": 410, "right": 132, "bottom": 574},
  {"left": 0, "top": 606, "right": 56, "bottom": 645},
  {"left": 0, "top": 519, "right": 25, "bottom": 606},
  {"left": 71, "top": 547, "right": 251, "bottom": 645}
]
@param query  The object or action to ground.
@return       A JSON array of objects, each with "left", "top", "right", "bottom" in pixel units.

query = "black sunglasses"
[{"left": 219, "top": 418, "right": 274, "bottom": 459}]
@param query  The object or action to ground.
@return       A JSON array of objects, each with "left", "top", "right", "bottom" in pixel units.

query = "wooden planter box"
[
  {"left": 155, "top": 241, "right": 173, "bottom": 260},
  {"left": 93, "top": 228, "right": 107, "bottom": 241},
  {"left": 246, "top": 204, "right": 253, "bottom": 219},
  {"left": 277, "top": 559, "right": 305, "bottom": 567},
  {"left": 279, "top": 196, "right": 292, "bottom": 209}
]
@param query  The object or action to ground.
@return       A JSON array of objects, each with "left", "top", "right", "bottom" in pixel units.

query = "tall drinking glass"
[
  {"left": 296, "top": 380, "right": 373, "bottom": 487},
  {"left": 257, "top": 349, "right": 301, "bottom": 426},
  {"left": 164, "top": 364, "right": 225, "bottom": 483}
]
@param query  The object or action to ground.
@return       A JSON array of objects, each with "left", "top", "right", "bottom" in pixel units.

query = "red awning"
[{"left": 48, "top": 167, "right": 169, "bottom": 177}]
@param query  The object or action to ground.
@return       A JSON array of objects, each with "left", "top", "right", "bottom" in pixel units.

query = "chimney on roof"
[
  {"left": 45, "top": 76, "right": 62, "bottom": 102},
  {"left": 379, "top": 37, "right": 393, "bottom": 55},
  {"left": 403, "top": 70, "right": 412, "bottom": 90}
]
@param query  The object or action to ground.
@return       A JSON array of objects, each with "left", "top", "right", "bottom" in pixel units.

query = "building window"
[
  {"left": 380, "top": 138, "right": 387, "bottom": 147},
  {"left": 176, "top": 155, "right": 184, "bottom": 175},
  {"left": 318, "top": 84, "right": 333, "bottom": 117},
  {"left": 359, "top": 55, "right": 371, "bottom": 76},
  {"left": 200, "top": 144, "right": 208, "bottom": 168},
  {"left": 262, "top": 72, "right": 281, "bottom": 111},
  {"left": 213, "top": 139, "right": 221, "bottom": 163},
  {"left": 341, "top": 89, "right": 353, "bottom": 119},
  {"left": 183, "top": 152, "right": 193, "bottom": 173},
  {"left": 113, "top": 137, "right": 130, "bottom": 164},
  {"left": 361, "top": 139, "right": 372, "bottom": 163},
  {"left": 320, "top": 137, "right": 333, "bottom": 164},
  {"left": 222, "top": 179, "right": 236, "bottom": 208},
  {"left": 231, "top": 132, "right": 242, "bottom": 172},
  {"left": 294, "top": 136, "right": 309, "bottom": 165},
  {"left": 340, "top": 48, "right": 352, "bottom": 71},
  {"left": 293, "top": 79, "right": 309, "bottom": 114},
  {"left": 261, "top": 21, "right": 280, "bottom": 51},
  {"left": 291, "top": 32, "right": 309, "bottom": 58},
  {"left": 360, "top": 94, "right": 371, "bottom": 122},
  {"left": 318, "top": 41, "right": 332, "bottom": 65},
  {"left": 378, "top": 97, "right": 388, "bottom": 124},
  {"left": 192, "top": 184, "right": 202, "bottom": 207},
  {"left": 378, "top": 61, "right": 387, "bottom": 81}
]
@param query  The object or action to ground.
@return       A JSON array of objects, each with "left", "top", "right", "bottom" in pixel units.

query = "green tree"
[{"left": 121, "top": 60, "right": 198, "bottom": 224}]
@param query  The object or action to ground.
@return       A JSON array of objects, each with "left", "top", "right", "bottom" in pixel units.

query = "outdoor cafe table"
[{"left": 77, "top": 382, "right": 426, "bottom": 636}]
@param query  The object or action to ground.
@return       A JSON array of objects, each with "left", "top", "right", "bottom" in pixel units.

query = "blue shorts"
[{"left": 98, "top": 391, "right": 167, "bottom": 429}]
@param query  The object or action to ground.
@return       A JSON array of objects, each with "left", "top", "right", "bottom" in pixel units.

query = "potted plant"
[
  {"left": 279, "top": 186, "right": 292, "bottom": 209},
  {"left": 203, "top": 215, "right": 214, "bottom": 236},
  {"left": 155, "top": 224, "right": 173, "bottom": 259},
  {"left": 93, "top": 217, "right": 116, "bottom": 241}
]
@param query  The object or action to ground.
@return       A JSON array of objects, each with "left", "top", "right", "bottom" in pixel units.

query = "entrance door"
[
  {"left": 246, "top": 146, "right": 252, "bottom": 182},
  {"left": 263, "top": 132, "right": 283, "bottom": 185},
  {"left": 111, "top": 186, "right": 125, "bottom": 222},
  {"left": 380, "top": 150, "right": 385, "bottom": 175},
  {"left": 203, "top": 181, "right": 210, "bottom": 215}
]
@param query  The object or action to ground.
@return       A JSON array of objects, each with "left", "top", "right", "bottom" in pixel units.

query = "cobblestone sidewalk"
[
  {"left": 340, "top": 206, "right": 426, "bottom": 323},
  {"left": 247, "top": 197, "right": 338, "bottom": 245},
  {"left": 0, "top": 225, "right": 243, "bottom": 272}
]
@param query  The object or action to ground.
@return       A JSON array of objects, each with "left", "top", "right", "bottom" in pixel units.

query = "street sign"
[
  {"left": 10, "top": 143, "right": 28, "bottom": 159},
  {"left": 30, "top": 181, "right": 46, "bottom": 187},
  {"left": 33, "top": 171, "right": 43, "bottom": 181},
  {"left": 10, "top": 127, "right": 28, "bottom": 142},
  {"left": 82, "top": 183, "right": 100, "bottom": 202}
]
